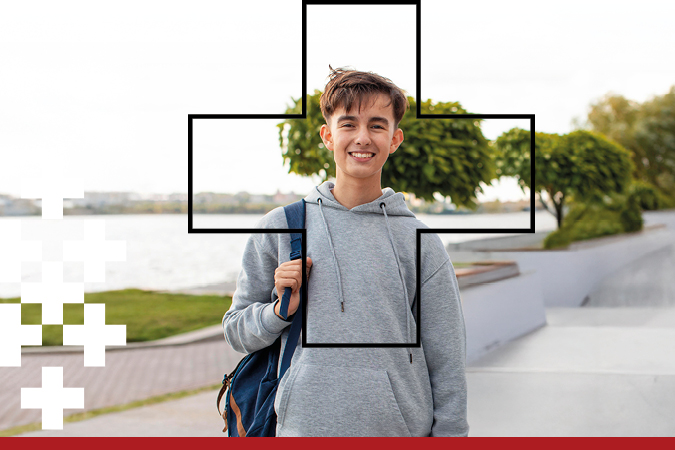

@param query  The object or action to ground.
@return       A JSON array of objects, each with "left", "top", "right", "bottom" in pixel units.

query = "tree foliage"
[
  {"left": 543, "top": 192, "right": 643, "bottom": 249},
  {"left": 586, "top": 94, "right": 639, "bottom": 158},
  {"left": 628, "top": 179, "right": 663, "bottom": 211},
  {"left": 277, "top": 91, "right": 495, "bottom": 206},
  {"left": 634, "top": 86, "right": 675, "bottom": 198},
  {"left": 494, "top": 128, "right": 634, "bottom": 228},
  {"left": 586, "top": 87, "right": 675, "bottom": 201},
  {"left": 277, "top": 90, "right": 331, "bottom": 181},
  {"left": 492, "top": 127, "right": 532, "bottom": 190}
]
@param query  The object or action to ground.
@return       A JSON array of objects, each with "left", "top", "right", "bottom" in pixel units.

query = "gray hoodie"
[{"left": 223, "top": 181, "right": 468, "bottom": 437}]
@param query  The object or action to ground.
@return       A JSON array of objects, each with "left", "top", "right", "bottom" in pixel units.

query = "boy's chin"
[{"left": 338, "top": 169, "right": 383, "bottom": 181}]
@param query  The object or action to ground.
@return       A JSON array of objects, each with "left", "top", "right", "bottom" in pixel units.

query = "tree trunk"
[
  {"left": 540, "top": 189, "right": 566, "bottom": 229},
  {"left": 554, "top": 197, "right": 565, "bottom": 229}
]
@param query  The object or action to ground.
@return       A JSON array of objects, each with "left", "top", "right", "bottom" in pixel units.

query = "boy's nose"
[{"left": 354, "top": 130, "right": 371, "bottom": 146}]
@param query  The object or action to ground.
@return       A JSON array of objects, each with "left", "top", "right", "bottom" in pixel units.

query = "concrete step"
[{"left": 456, "top": 261, "right": 520, "bottom": 289}]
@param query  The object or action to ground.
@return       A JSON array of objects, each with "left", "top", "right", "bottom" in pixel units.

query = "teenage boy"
[{"left": 223, "top": 67, "right": 468, "bottom": 437}]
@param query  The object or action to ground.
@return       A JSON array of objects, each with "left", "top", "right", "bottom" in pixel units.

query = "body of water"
[{"left": 0, "top": 212, "right": 557, "bottom": 298}]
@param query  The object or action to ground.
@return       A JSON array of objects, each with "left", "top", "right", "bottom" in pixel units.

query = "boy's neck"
[{"left": 331, "top": 175, "right": 384, "bottom": 210}]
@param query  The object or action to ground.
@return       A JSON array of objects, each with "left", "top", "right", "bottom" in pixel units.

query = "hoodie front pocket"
[{"left": 276, "top": 363, "right": 411, "bottom": 437}]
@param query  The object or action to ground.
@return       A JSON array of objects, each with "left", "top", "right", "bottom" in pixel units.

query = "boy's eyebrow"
[
  {"left": 336, "top": 115, "right": 390, "bottom": 125},
  {"left": 336, "top": 115, "right": 358, "bottom": 123},
  {"left": 369, "top": 116, "right": 390, "bottom": 125}
]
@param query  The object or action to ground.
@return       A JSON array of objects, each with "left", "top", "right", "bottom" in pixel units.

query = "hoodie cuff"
[{"left": 261, "top": 301, "right": 293, "bottom": 335}]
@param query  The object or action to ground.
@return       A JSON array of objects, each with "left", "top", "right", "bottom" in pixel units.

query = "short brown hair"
[{"left": 320, "top": 66, "right": 409, "bottom": 128}]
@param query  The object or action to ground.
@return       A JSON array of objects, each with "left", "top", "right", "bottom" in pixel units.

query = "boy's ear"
[
  {"left": 389, "top": 128, "right": 404, "bottom": 154},
  {"left": 320, "top": 124, "right": 334, "bottom": 152}
]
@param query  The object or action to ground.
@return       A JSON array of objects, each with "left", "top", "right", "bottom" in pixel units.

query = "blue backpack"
[{"left": 218, "top": 199, "right": 306, "bottom": 437}]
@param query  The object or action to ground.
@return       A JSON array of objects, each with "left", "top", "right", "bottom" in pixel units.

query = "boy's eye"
[{"left": 340, "top": 123, "right": 384, "bottom": 129}]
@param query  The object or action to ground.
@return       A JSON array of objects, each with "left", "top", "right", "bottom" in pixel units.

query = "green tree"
[
  {"left": 494, "top": 129, "right": 634, "bottom": 228},
  {"left": 277, "top": 90, "right": 332, "bottom": 181},
  {"left": 585, "top": 87, "right": 675, "bottom": 200},
  {"left": 492, "top": 127, "right": 532, "bottom": 191},
  {"left": 586, "top": 94, "right": 640, "bottom": 172},
  {"left": 634, "top": 86, "right": 675, "bottom": 199},
  {"left": 277, "top": 91, "right": 495, "bottom": 206}
]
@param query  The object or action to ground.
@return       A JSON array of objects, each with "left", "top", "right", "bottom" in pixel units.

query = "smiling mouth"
[{"left": 349, "top": 152, "right": 375, "bottom": 159}]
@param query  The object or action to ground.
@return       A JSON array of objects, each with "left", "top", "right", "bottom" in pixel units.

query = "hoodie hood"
[{"left": 304, "top": 181, "right": 416, "bottom": 217}]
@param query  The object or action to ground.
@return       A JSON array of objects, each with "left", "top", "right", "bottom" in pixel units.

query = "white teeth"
[{"left": 351, "top": 153, "right": 374, "bottom": 158}]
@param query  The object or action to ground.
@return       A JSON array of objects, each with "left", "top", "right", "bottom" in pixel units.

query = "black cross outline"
[{"left": 187, "top": 0, "right": 535, "bottom": 348}]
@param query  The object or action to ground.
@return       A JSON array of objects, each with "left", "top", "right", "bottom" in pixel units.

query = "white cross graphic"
[
  {"left": 21, "top": 217, "right": 85, "bottom": 262},
  {"left": 0, "top": 304, "right": 42, "bottom": 367},
  {"left": 63, "top": 220, "right": 126, "bottom": 282},
  {"left": 21, "top": 262, "right": 84, "bottom": 325},
  {"left": 63, "top": 304, "right": 126, "bottom": 366},
  {"left": 0, "top": 221, "right": 42, "bottom": 283},
  {"left": 21, "top": 176, "right": 83, "bottom": 220},
  {"left": 21, "top": 366, "right": 84, "bottom": 430}
]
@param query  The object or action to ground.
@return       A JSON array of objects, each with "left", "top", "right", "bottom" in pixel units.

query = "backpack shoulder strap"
[
  {"left": 278, "top": 199, "right": 306, "bottom": 379},
  {"left": 278, "top": 199, "right": 306, "bottom": 319},
  {"left": 284, "top": 198, "right": 305, "bottom": 253}
]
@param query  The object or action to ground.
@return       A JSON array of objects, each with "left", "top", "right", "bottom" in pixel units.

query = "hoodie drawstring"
[
  {"left": 380, "top": 202, "right": 414, "bottom": 364},
  {"left": 318, "top": 198, "right": 346, "bottom": 313}
]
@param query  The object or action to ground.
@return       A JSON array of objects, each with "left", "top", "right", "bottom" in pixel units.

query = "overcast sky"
[{"left": 1, "top": 0, "right": 673, "bottom": 202}]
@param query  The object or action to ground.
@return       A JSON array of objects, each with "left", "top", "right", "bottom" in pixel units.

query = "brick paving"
[{"left": 0, "top": 339, "right": 243, "bottom": 431}]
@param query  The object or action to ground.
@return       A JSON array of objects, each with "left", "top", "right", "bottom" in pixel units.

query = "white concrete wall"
[
  {"left": 644, "top": 210, "right": 675, "bottom": 230},
  {"left": 513, "top": 227, "right": 673, "bottom": 307},
  {"left": 461, "top": 270, "right": 547, "bottom": 363},
  {"left": 453, "top": 225, "right": 674, "bottom": 308}
]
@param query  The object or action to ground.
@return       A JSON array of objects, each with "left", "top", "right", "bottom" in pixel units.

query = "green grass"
[
  {"left": 0, "top": 289, "right": 232, "bottom": 346},
  {"left": 0, "top": 383, "right": 222, "bottom": 437}
]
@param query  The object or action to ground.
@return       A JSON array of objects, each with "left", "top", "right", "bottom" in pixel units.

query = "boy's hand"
[{"left": 274, "top": 257, "right": 312, "bottom": 318}]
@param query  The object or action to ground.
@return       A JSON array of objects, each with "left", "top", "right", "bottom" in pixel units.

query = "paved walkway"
[
  {"left": 10, "top": 210, "right": 675, "bottom": 436},
  {"left": 1, "top": 336, "right": 243, "bottom": 432},
  {"left": 467, "top": 307, "right": 675, "bottom": 436},
  {"left": 19, "top": 389, "right": 226, "bottom": 437}
]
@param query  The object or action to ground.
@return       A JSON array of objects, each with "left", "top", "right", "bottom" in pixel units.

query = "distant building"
[
  {"left": 249, "top": 194, "right": 272, "bottom": 204},
  {"left": 0, "top": 195, "right": 40, "bottom": 216},
  {"left": 69, "top": 191, "right": 135, "bottom": 208},
  {"left": 168, "top": 193, "right": 188, "bottom": 202},
  {"left": 273, "top": 190, "right": 301, "bottom": 205}
]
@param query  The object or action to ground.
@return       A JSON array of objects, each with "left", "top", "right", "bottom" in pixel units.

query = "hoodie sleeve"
[
  {"left": 222, "top": 224, "right": 292, "bottom": 354},
  {"left": 420, "top": 235, "right": 469, "bottom": 437}
]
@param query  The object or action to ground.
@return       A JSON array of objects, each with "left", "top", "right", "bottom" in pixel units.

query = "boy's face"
[{"left": 320, "top": 93, "right": 404, "bottom": 186}]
